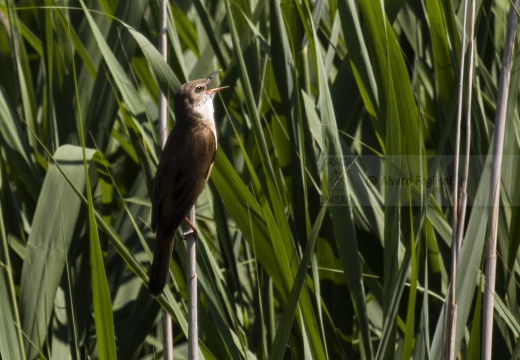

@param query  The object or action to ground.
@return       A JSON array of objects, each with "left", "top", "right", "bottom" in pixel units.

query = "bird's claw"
[{"left": 181, "top": 229, "right": 199, "bottom": 240}]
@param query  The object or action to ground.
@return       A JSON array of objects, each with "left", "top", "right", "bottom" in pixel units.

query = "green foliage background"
[{"left": 0, "top": 0, "right": 519, "bottom": 359}]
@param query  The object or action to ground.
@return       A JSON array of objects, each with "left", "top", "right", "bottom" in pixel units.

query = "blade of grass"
[
  {"left": 0, "top": 202, "right": 23, "bottom": 360},
  {"left": 18, "top": 145, "right": 96, "bottom": 359},
  {"left": 269, "top": 205, "right": 327, "bottom": 359},
  {"left": 73, "top": 34, "right": 117, "bottom": 359},
  {"left": 299, "top": 0, "right": 373, "bottom": 356}
]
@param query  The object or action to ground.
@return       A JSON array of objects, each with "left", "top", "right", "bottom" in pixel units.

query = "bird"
[{"left": 149, "top": 70, "right": 228, "bottom": 297}]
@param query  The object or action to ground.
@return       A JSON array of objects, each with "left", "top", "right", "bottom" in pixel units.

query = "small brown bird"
[{"left": 149, "top": 70, "right": 228, "bottom": 297}]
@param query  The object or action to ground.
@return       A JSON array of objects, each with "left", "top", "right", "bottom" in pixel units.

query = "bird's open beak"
[
  {"left": 207, "top": 69, "right": 222, "bottom": 80},
  {"left": 206, "top": 86, "right": 229, "bottom": 95},
  {"left": 206, "top": 69, "right": 228, "bottom": 96}
]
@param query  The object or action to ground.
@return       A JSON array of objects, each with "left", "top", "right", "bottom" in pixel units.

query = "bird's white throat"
[{"left": 193, "top": 95, "right": 218, "bottom": 146}]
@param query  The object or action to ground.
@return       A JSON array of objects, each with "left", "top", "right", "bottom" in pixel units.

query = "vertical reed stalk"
[
  {"left": 158, "top": 0, "right": 173, "bottom": 359},
  {"left": 444, "top": 0, "right": 472, "bottom": 357},
  {"left": 482, "top": 1, "right": 519, "bottom": 358}
]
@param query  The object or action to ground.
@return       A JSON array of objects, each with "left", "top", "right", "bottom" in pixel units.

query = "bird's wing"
[
  {"left": 151, "top": 164, "right": 164, "bottom": 233},
  {"left": 151, "top": 129, "right": 180, "bottom": 233}
]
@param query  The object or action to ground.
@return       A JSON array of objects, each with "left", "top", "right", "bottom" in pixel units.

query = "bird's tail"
[{"left": 149, "top": 235, "right": 175, "bottom": 297}]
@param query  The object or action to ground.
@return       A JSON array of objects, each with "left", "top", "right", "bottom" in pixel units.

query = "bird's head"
[{"left": 174, "top": 70, "right": 228, "bottom": 122}]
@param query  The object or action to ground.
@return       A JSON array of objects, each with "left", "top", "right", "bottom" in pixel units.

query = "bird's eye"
[{"left": 195, "top": 85, "right": 204, "bottom": 92}]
